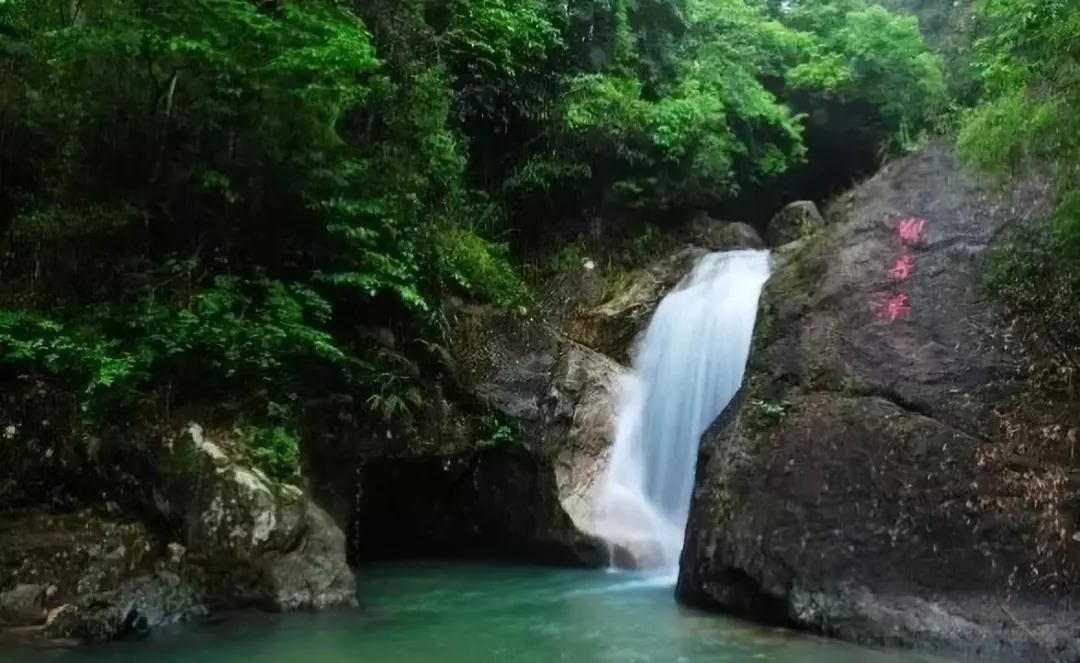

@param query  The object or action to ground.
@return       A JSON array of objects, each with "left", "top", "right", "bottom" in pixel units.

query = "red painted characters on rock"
[
  {"left": 889, "top": 253, "right": 915, "bottom": 282},
  {"left": 877, "top": 292, "right": 911, "bottom": 321},
  {"left": 895, "top": 216, "right": 927, "bottom": 244},
  {"left": 872, "top": 215, "right": 928, "bottom": 323}
]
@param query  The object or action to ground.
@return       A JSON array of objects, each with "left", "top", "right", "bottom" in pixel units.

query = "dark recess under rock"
[{"left": 352, "top": 446, "right": 609, "bottom": 567}]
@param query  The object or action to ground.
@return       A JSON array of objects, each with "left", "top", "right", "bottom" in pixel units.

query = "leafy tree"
[
  {"left": 0, "top": 0, "right": 521, "bottom": 445},
  {"left": 957, "top": 0, "right": 1080, "bottom": 394},
  {"left": 0, "top": 0, "right": 949, "bottom": 498},
  {"left": 783, "top": 0, "right": 946, "bottom": 146}
]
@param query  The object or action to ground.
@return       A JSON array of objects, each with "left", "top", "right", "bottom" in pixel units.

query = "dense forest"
[{"left": 0, "top": 0, "right": 1076, "bottom": 502}]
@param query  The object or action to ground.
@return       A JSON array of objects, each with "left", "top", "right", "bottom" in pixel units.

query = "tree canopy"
[
  {"left": 957, "top": 0, "right": 1080, "bottom": 398},
  {"left": 0, "top": 0, "right": 948, "bottom": 487}
]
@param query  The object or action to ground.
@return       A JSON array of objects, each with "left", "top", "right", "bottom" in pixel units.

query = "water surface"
[{"left": 5, "top": 563, "right": 957, "bottom": 663}]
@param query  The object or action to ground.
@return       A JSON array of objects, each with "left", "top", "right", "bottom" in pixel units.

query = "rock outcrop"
[
  {"left": 0, "top": 424, "right": 355, "bottom": 644},
  {"left": 351, "top": 307, "right": 627, "bottom": 566},
  {"left": 549, "top": 219, "right": 764, "bottom": 363},
  {"left": 572, "top": 248, "right": 707, "bottom": 363},
  {"left": 688, "top": 214, "right": 766, "bottom": 252},
  {"left": 157, "top": 424, "right": 355, "bottom": 612},
  {"left": 0, "top": 584, "right": 45, "bottom": 626},
  {"left": 43, "top": 573, "right": 205, "bottom": 643},
  {"left": 0, "top": 511, "right": 207, "bottom": 643},
  {"left": 677, "top": 144, "right": 1079, "bottom": 662}
]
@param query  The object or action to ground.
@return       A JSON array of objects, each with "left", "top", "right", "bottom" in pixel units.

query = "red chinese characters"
[
  {"left": 876, "top": 292, "right": 911, "bottom": 321},
  {"left": 896, "top": 216, "right": 927, "bottom": 244},
  {"left": 889, "top": 253, "right": 914, "bottom": 281},
  {"left": 873, "top": 215, "right": 928, "bottom": 323}
]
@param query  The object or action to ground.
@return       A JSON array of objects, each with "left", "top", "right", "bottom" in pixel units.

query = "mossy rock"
[{"left": 766, "top": 200, "right": 825, "bottom": 247}]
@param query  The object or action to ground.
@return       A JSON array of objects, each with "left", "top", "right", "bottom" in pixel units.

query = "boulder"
[
  {"left": 159, "top": 424, "right": 357, "bottom": 610},
  {"left": 677, "top": 144, "right": 1077, "bottom": 662},
  {"left": 42, "top": 573, "right": 204, "bottom": 643},
  {"left": 0, "top": 424, "right": 357, "bottom": 644},
  {"left": 0, "top": 584, "right": 45, "bottom": 626},
  {"left": 766, "top": 200, "right": 824, "bottom": 246},
  {"left": 689, "top": 214, "right": 766, "bottom": 251},
  {"left": 263, "top": 504, "right": 356, "bottom": 611}
]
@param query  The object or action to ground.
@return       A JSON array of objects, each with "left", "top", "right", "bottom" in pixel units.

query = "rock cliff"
[{"left": 677, "top": 144, "right": 1079, "bottom": 662}]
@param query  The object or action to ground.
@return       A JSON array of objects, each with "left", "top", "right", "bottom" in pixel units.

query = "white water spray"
[{"left": 593, "top": 249, "right": 772, "bottom": 572}]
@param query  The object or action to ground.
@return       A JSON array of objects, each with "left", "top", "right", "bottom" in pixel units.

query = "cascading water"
[{"left": 593, "top": 249, "right": 772, "bottom": 573}]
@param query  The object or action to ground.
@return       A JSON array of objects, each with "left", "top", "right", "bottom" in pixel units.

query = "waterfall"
[{"left": 593, "top": 249, "right": 772, "bottom": 572}]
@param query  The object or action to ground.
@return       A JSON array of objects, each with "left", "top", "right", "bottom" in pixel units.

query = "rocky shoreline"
[{"left": 0, "top": 424, "right": 356, "bottom": 645}]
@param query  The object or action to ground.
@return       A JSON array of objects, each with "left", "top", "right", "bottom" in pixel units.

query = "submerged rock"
[
  {"left": 677, "top": 144, "right": 1078, "bottom": 662},
  {"left": 0, "top": 511, "right": 202, "bottom": 643}
]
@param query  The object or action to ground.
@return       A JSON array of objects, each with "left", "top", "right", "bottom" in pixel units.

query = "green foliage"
[
  {"left": 522, "top": 0, "right": 810, "bottom": 209},
  {"left": 783, "top": 0, "right": 948, "bottom": 150},
  {"left": 958, "top": 0, "right": 1080, "bottom": 393},
  {"left": 548, "top": 243, "right": 591, "bottom": 273},
  {"left": 481, "top": 411, "right": 515, "bottom": 446},
  {"left": 429, "top": 195, "right": 528, "bottom": 310},
  {"left": 745, "top": 397, "right": 790, "bottom": 430},
  {"left": 363, "top": 347, "right": 425, "bottom": 428},
  {"left": 958, "top": 0, "right": 1080, "bottom": 254},
  {"left": 498, "top": 0, "right": 944, "bottom": 219},
  {"left": 0, "top": 275, "right": 353, "bottom": 422},
  {"left": 240, "top": 424, "right": 301, "bottom": 483},
  {"left": 0, "top": 0, "right": 952, "bottom": 478},
  {"left": 0, "top": 0, "right": 523, "bottom": 439}
]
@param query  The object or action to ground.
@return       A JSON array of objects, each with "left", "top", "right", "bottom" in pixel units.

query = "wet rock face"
[
  {"left": 42, "top": 573, "right": 205, "bottom": 643},
  {"left": 549, "top": 219, "right": 763, "bottom": 364},
  {"left": 678, "top": 144, "right": 1076, "bottom": 662},
  {"left": 387, "top": 232, "right": 767, "bottom": 569},
  {"left": 564, "top": 248, "right": 708, "bottom": 363},
  {"left": 689, "top": 215, "right": 766, "bottom": 252}
]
